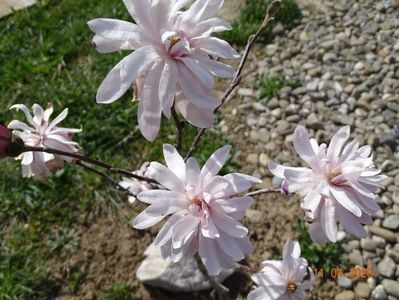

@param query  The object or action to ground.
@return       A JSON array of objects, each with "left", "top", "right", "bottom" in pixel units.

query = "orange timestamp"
[{"left": 313, "top": 266, "right": 374, "bottom": 279}]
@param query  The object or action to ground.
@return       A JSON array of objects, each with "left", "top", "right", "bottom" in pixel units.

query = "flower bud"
[
  {"left": 267, "top": 0, "right": 282, "bottom": 17},
  {"left": 7, "top": 134, "right": 26, "bottom": 158},
  {"left": 0, "top": 125, "right": 12, "bottom": 158}
]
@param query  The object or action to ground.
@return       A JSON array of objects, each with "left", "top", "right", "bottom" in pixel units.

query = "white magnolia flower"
[
  {"left": 8, "top": 104, "right": 81, "bottom": 179},
  {"left": 132, "top": 144, "right": 261, "bottom": 276},
  {"left": 269, "top": 126, "right": 387, "bottom": 243},
  {"left": 88, "top": 0, "right": 238, "bottom": 141},
  {"left": 248, "top": 240, "right": 314, "bottom": 300}
]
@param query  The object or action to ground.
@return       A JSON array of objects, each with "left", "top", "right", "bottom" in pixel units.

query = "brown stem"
[
  {"left": 245, "top": 188, "right": 281, "bottom": 197},
  {"left": 22, "top": 145, "right": 158, "bottom": 184},
  {"left": 194, "top": 253, "right": 231, "bottom": 300},
  {"left": 184, "top": 4, "right": 279, "bottom": 161},
  {"left": 171, "top": 106, "right": 184, "bottom": 153},
  {"left": 76, "top": 161, "right": 136, "bottom": 197}
]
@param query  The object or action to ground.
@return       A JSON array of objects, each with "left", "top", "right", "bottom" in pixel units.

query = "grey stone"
[
  {"left": 368, "top": 226, "right": 398, "bottom": 243},
  {"left": 136, "top": 243, "right": 234, "bottom": 292},
  {"left": 377, "top": 256, "right": 396, "bottom": 278},
  {"left": 372, "top": 285, "right": 388, "bottom": 300},
  {"left": 349, "top": 251, "right": 364, "bottom": 266},
  {"left": 383, "top": 215, "right": 399, "bottom": 230},
  {"left": 361, "top": 238, "right": 379, "bottom": 251},
  {"left": 335, "top": 291, "right": 355, "bottom": 300},
  {"left": 355, "top": 282, "right": 371, "bottom": 298},
  {"left": 382, "top": 280, "right": 399, "bottom": 297},
  {"left": 338, "top": 276, "right": 353, "bottom": 288}
]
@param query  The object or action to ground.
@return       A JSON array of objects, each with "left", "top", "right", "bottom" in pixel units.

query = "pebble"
[
  {"left": 355, "top": 282, "right": 371, "bottom": 298},
  {"left": 377, "top": 256, "right": 396, "bottom": 278},
  {"left": 382, "top": 215, "right": 399, "bottom": 230},
  {"left": 382, "top": 280, "right": 399, "bottom": 297},
  {"left": 335, "top": 291, "right": 355, "bottom": 300},
  {"left": 338, "top": 276, "right": 353, "bottom": 288},
  {"left": 372, "top": 285, "right": 388, "bottom": 300},
  {"left": 368, "top": 226, "right": 398, "bottom": 243}
]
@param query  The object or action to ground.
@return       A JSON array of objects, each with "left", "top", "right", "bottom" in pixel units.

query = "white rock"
[
  {"left": 137, "top": 243, "right": 234, "bottom": 292},
  {"left": 372, "top": 285, "right": 387, "bottom": 300}
]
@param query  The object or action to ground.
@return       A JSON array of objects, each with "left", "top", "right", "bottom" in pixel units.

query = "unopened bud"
[
  {"left": 267, "top": 0, "right": 282, "bottom": 17},
  {"left": 7, "top": 134, "right": 26, "bottom": 158},
  {"left": 0, "top": 125, "right": 12, "bottom": 158}
]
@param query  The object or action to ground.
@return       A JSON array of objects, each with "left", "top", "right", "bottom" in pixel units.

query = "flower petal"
[
  {"left": 96, "top": 46, "right": 158, "bottom": 104},
  {"left": 201, "top": 145, "right": 231, "bottom": 184},
  {"left": 159, "top": 59, "right": 177, "bottom": 118},
  {"left": 148, "top": 162, "right": 185, "bottom": 191},
  {"left": 330, "top": 186, "right": 362, "bottom": 217},
  {"left": 163, "top": 144, "right": 186, "bottom": 180}
]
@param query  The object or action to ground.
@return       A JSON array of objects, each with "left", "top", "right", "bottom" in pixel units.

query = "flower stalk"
[{"left": 21, "top": 145, "right": 157, "bottom": 184}]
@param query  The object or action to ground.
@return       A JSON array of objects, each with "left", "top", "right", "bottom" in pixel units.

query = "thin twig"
[
  {"left": 194, "top": 253, "right": 231, "bottom": 300},
  {"left": 76, "top": 161, "right": 136, "bottom": 197},
  {"left": 245, "top": 188, "right": 281, "bottom": 197},
  {"left": 184, "top": 8, "right": 278, "bottom": 161},
  {"left": 23, "top": 145, "right": 157, "bottom": 184},
  {"left": 171, "top": 105, "right": 184, "bottom": 153}
]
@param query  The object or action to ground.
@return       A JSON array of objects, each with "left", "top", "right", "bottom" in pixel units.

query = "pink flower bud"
[{"left": 0, "top": 124, "right": 12, "bottom": 157}]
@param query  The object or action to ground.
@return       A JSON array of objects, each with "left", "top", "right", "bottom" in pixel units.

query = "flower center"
[
  {"left": 188, "top": 195, "right": 210, "bottom": 218},
  {"left": 161, "top": 30, "right": 193, "bottom": 58},
  {"left": 167, "top": 35, "right": 181, "bottom": 52},
  {"left": 329, "top": 170, "right": 341, "bottom": 181},
  {"left": 287, "top": 282, "right": 297, "bottom": 294}
]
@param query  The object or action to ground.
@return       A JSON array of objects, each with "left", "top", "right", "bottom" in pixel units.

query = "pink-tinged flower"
[
  {"left": 0, "top": 124, "right": 12, "bottom": 157},
  {"left": 88, "top": 0, "right": 238, "bottom": 141},
  {"left": 248, "top": 240, "right": 314, "bottom": 300},
  {"left": 268, "top": 126, "right": 387, "bottom": 243},
  {"left": 8, "top": 104, "right": 82, "bottom": 179},
  {"left": 132, "top": 144, "right": 261, "bottom": 276},
  {"left": 119, "top": 162, "right": 161, "bottom": 204}
]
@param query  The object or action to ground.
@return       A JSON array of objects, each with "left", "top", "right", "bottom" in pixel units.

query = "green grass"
[
  {"left": 258, "top": 75, "right": 301, "bottom": 100},
  {"left": 0, "top": 1, "right": 236, "bottom": 298},
  {"left": 102, "top": 283, "right": 135, "bottom": 300},
  {"left": 296, "top": 221, "right": 348, "bottom": 273},
  {"left": 221, "top": 0, "right": 302, "bottom": 45}
]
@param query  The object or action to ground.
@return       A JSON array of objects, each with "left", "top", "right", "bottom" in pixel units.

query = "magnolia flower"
[
  {"left": 119, "top": 162, "right": 158, "bottom": 204},
  {"left": 8, "top": 104, "right": 81, "bottom": 179},
  {"left": 0, "top": 125, "right": 12, "bottom": 157},
  {"left": 269, "top": 126, "right": 386, "bottom": 243},
  {"left": 248, "top": 240, "right": 314, "bottom": 300},
  {"left": 132, "top": 144, "right": 261, "bottom": 276},
  {"left": 88, "top": 0, "right": 238, "bottom": 141}
]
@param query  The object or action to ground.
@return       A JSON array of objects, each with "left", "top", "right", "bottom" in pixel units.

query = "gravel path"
[{"left": 220, "top": 0, "right": 399, "bottom": 299}]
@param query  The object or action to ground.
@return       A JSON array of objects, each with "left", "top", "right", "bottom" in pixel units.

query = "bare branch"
[
  {"left": 171, "top": 105, "right": 185, "bottom": 153},
  {"left": 184, "top": 2, "right": 280, "bottom": 161},
  {"left": 76, "top": 161, "right": 136, "bottom": 198},
  {"left": 22, "top": 145, "right": 158, "bottom": 184},
  {"left": 245, "top": 188, "right": 282, "bottom": 197}
]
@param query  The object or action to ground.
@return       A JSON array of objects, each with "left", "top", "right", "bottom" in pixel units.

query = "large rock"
[
  {"left": 136, "top": 243, "right": 234, "bottom": 292},
  {"left": 372, "top": 285, "right": 387, "bottom": 300}
]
